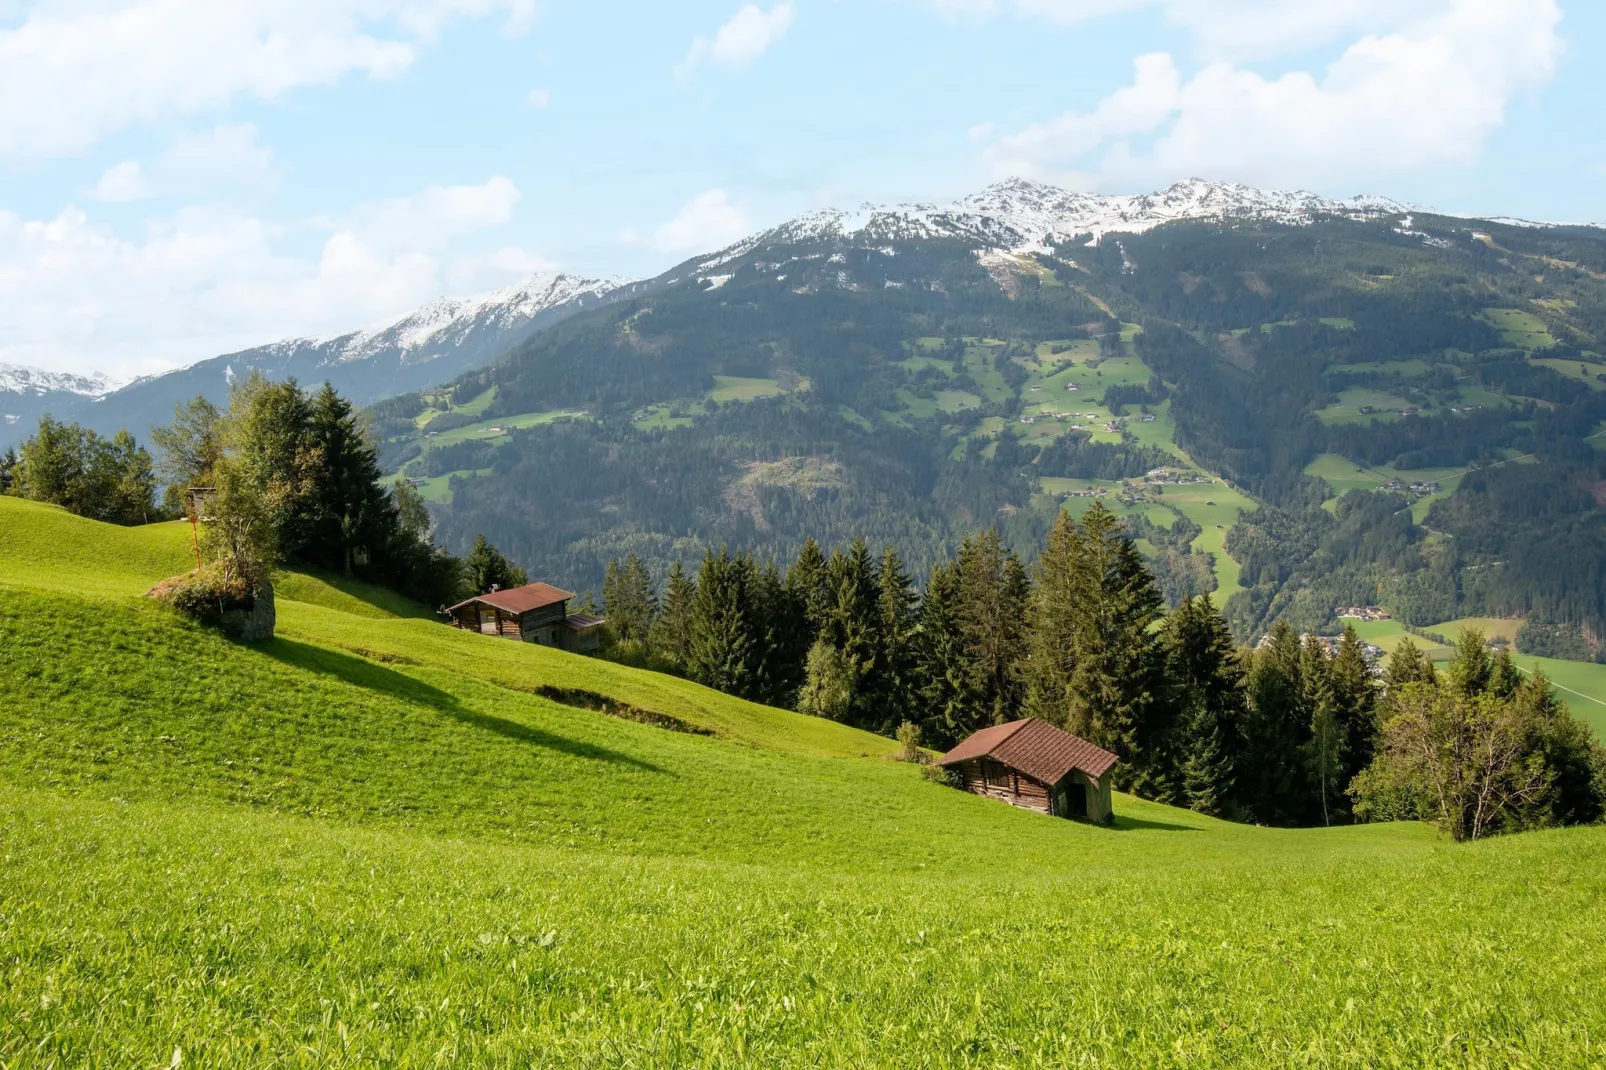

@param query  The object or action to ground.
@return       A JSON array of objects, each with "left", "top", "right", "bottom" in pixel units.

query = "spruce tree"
[
  {"left": 1302, "top": 636, "right": 1342, "bottom": 826},
  {"left": 688, "top": 547, "right": 758, "bottom": 699},
  {"left": 1024, "top": 510, "right": 1080, "bottom": 726},
  {"left": 1062, "top": 504, "right": 1168, "bottom": 797},
  {"left": 1447, "top": 628, "right": 1494, "bottom": 697},
  {"left": 916, "top": 560, "right": 974, "bottom": 747},
  {"left": 875, "top": 545, "right": 919, "bottom": 733},
  {"left": 786, "top": 537, "right": 830, "bottom": 636},
  {"left": 1329, "top": 627, "right": 1379, "bottom": 805},
  {"left": 1161, "top": 595, "right": 1244, "bottom": 816},
  {"left": 603, "top": 553, "right": 658, "bottom": 644},
  {"left": 954, "top": 529, "right": 1030, "bottom": 730},
  {"left": 1240, "top": 622, "right": 1313, "bottom": 825},
  {"left": 303, "top": 382, "right": 394, "bottom": 573},
  {"left": 751, "top": 560, "right": 806, "bottom": 707},
  {"left": 1385, "top": 636, "right": 1437, "bottom": 690},
  {"left": 650, "top": 559, "right": 696, "bottom": 669},
  {"left": 464, "top": 534, "right": 525, "bottom": 594}
]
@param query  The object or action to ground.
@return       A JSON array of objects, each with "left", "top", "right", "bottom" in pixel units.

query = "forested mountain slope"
[
  {"left": 2, "top": 496, "right": 1604, "bottom": 1064},
  {"left": 378, "top": 180, "right": 1606, "bottom": 652}
]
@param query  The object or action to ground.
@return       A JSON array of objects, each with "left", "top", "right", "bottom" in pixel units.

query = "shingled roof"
[
  {"left": 446, "top": 582, "right": 574, "bottom": 616},
  {"left": 938, "top": 718, "right": 1119, "bottom": 784}
]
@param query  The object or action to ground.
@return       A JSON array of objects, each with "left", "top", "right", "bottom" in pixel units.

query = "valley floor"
[{"left": 2, "top": 497, "right": 1604, "bottom": 1067}]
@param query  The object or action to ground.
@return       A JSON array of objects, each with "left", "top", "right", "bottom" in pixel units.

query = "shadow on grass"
[
  {"left": 1107, "top": 815, "right": 1201, "bottom": 833},
  {"left": 260, "top": 638, "right": 664, "bottom": 773}
]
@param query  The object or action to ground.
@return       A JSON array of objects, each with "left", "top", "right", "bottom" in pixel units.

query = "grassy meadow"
[{"left": 3, "top": 496, "right": 1606, "bottom": 1065}]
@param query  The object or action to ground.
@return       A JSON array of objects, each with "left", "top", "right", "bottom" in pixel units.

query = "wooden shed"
[
  {"left": 938, "top": 718, "right": 1118, "bottom": 823},
  {"left": 444, "top": 583, "right": 605, "bottom": 653}
]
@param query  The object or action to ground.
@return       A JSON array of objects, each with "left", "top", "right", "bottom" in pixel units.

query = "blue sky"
[{"left": 0, "top": 0, "right": 1601, "bottom": 379}]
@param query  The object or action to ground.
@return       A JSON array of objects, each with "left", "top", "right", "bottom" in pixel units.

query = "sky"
[{"left": 1, "top": 0, "right": 1601, "bottom": 381}]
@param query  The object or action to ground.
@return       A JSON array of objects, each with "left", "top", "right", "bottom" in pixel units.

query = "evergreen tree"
[
  {"left": 650, "top": 559, "right": 697, "bottom": 669},
  {"left": 751, "top": 560, "right": 806, "bottom": 707},
  {"left": 464, "top": 534, "right": 526, "bottom": 594},
  {"left": 1329, "top": 627, "right": 1380, "bottom": 802},
  {"left": 1061, "top": 504, "right": 1169, "bottom": 798},
  {"left": 1302, "top": 636, "right": 1343, "bottom": 826},
  {"left": 1024, "top": 510, "right": 1080, "bottom": 726},
  {"left": 786, "top": 537, "right": 831, "bottom": 636},
  {"left": 1386, "top": 637, "right": 1437, "bottom": 690},
  {"left": 819, "top": 540, "right": 884, "bottom": 729},
  {"left": 1161, "top": 595, "right": 1244, "bottom": 816},
  {"left": 302, "top": 382, "right": 395, "bottom": 573},
  {"left": 0, "top": 447, "right": 15, "bottom": 494},
  {"left": 874, "top": 545, "right": 919, "bottom": 733},
  {"left": 954, "top": 529, "right": 1031, "bottom": 730},
  {"left": 1240, "top": 622, "right": 1314, "bottom": 825},
  {"left": 799, "top": 638, "right": 855, "bottom": 721},
  {"left": 603, "top": 553, "right": 659, "bottom": 644},
  {"left": 915, "top": 560, "right": 974, "bottom": 747},
  {"left": 688, "top": 547, "right": 758, "bottom": 699},
  {"left": 9, "top": 416, "right": 157, "bottom": 525},
  {"left": 1447, "top": 628, "right": 1494, "bottom": 697}
]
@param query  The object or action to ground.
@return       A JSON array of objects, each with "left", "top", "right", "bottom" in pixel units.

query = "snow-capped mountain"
[
  {"left": 1, "top": 364, "right": 122, "bottom": 435},
  {"left": 0, "top": 364, "right": 117, "bottom": 400},
  {"left": 694, "top": 177, "right": 1412, "bottom": 269},
  {"left": 2, "top": 271, "right": 636, "bottom": 449}
]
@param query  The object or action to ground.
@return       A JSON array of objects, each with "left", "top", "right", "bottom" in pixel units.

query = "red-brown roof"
[
  {"left": 938, "top": 718, "right": 1119, "bottom": 784},
  {"left": 563, "top": 612, "right": 605, "bottom": 630},
  {"left": 446, "top": 582, "right": 574, "bottom": 616}
]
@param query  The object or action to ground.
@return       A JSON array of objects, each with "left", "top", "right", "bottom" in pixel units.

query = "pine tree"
[
  {"left": 1024, "top": 510, "right": 1080, "bottom": 726},
  {"left": 1161, "top": 595, "right": 1244, "bottom": 816},
  {"left": 874, "top": 545, "right": 919, "bottom": 733},
  {"left": 954, "top": 529, "right": 1030, "bottom": 730},
  {"left": 1062, "top": 504, "right": 1168, "bottom": 798},
  {"left": 786, "top": 537, "right": 830, "bottom": 636},
  {"left": 603, "top": 553, "right": 658, "bottom": 644},
  {"left": 1302, "top": 636, "right": 1342, "bottom": 827},
  {"left": 464, "top": 534, "right": 526, "bottom": 594},
  {"left": 751, "top": 560, "right": 806, "bottom": 707},
  {"left": 1240, "top": 622, "right": 1313, "bottom": 825},
  {"left": 688, "top": 547, "right": 758, "bottom": 699},
  {"left": 650, "top": 559, "right": 696, "bottom": 670},
  {"left": 819, "top": 540, "right": 883, "bottom": 729},
  {"left": 1447, "top": 628, "right": 1494, "bottom": 697},
  {"left": 1386, "top": 636, "right": 1437, "bottom": 691},
  {"left": 915, "top": 560, "right": 974, "bottom": 747},
  {"left": 1329, "top": 627, "right": 1380, "bottom": 806},
  {"left": 303, "top": 382, "right": 395, "bottom": 573}
]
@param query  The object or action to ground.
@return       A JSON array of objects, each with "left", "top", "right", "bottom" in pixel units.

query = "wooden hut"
[
  {"left": 938, "top": 718, "right": 1118, "bottom": 823},
  {"left": 444, "top": 583, "right": 605, "bottom": 653}
]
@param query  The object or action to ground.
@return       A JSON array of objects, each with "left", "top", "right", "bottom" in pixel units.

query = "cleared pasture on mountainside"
[{"left": 3, "top": 498, "right": 1605, "bottom": 1065}]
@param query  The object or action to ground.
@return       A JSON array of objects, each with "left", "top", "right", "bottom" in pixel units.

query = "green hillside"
[{"left": 3, "top": 497, "right": 1605, "bottom": 1065}]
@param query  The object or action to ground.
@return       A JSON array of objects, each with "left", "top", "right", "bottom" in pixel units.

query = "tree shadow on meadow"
[
  {"left": 259, "top": 638, "right": 664, "bottom": 773},
  {"left": 1106, "top": 814, "right": 1201, "bottom": 833}
]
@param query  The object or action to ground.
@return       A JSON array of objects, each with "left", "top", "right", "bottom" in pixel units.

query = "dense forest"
[{"left": 587, "top": 506, "right": 1606, "bottom": 839}]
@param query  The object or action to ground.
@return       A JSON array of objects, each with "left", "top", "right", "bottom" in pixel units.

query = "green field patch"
[
  {"left": 837, "top": 406, "right": 874, "bottom": 431},
  {"left": 1481, "top": 308, "right": 1558, "bottom": 350},
  {"left": 411, "top": 467, "right": 493, "bottom": 504},
  {"left": 710, "top": 375, "right": 787, "bottom": 403},
  {"left": 1330, "top": 359, "right": 1432, "bottom": 376},
  {"left": 1163, "top": 482, "right": 1256, "bottom": 593},
  {"left": 960, "top": 346, "right": 1013, "bottom": 403},
  {"left": 1313, "top": 387, "right": 1424, "bottom": 425},
  {"left": 632, "top": 404, "right": 696, "bottom": 431},
  {"left": 897, "top": 355, "right": 955, "bottom": 374},
  {"left": 1532, "top": 357, "right": 1606, "bottom": 390},
  {"left": 1513, "top": 657, "right": 1606, "bottom": 735},
  {"left": 1342, "top": 618, "right": 1458, "bottom": 663},
  {"left": 1319, "top": 317, "right": 1356, "bottom": 329},
  {"left": 425, "top": 409, "right": 590, "bottom": 446}
]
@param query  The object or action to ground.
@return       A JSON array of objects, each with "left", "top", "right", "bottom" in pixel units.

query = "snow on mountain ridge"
[
  {"left": 0, "top": 363, "right": 118, "bottom": 398},
  {"left": 699, "top": 178, "right": 1414, "bottom": 268},
  {"left": 280, "top": 271, "right": 632, "bottom": 365}
]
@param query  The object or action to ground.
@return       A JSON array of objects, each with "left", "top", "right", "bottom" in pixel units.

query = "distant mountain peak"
[
  {"left": 696, "top": 177, "right": 1414, "bottom": 268},
  {"left": 292, "top": 270, "right": 635, "bottom": 366},
  {"left": 0, "top": 363, "right": 119, "bottom": 399}
]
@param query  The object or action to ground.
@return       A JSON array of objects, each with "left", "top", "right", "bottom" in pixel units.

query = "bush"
[{"left": 148, "top": 563, "right": 276, "bottom": 642}]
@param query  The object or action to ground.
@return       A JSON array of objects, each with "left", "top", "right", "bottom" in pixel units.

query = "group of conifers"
[{"left": 598, "top": 514, "right": 1606, "bottom": 841}]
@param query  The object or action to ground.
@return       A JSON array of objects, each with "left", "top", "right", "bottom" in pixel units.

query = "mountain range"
[
  {"left": 3, "top": 178, "right": 1436, "bottom": 450},
  {"left": 0, "top": 271, "right": 638, "bottom": 449}
]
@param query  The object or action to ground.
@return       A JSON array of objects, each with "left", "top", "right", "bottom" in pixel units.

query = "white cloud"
[
  {"left": 528, "top": 87, "right": 551, "bottom": 108},
  {"left": 623, "top": 189, "right": 751, "bottom": 254},
  {"left": 0, "top": 176, "right": 545, "bottom": 379},
  {"left": 675, "top": 2, "right": 795, "bottom": 81},
  {"left": 90, "top": 123, "right": 276, "bottom": 203},
  {"left": 982, "top": 0, "right": 1563, "bottom": 190},
  {"left": 0, "top": 0, "right": 537, "bottom": 159}
]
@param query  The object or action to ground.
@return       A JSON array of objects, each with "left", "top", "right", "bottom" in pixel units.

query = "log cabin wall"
[{"left": 952, "top": 758, "right": 1053, "bottom": 815}]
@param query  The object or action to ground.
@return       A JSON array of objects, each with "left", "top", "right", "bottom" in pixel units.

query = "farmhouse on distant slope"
[
  {"left": 444, "top": 583, "right": 605, "bottom": 653},
  {"left": 939, "top": 719, "right": 1118, "bottom": 823}
]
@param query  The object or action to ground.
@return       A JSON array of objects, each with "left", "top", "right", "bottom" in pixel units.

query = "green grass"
[
  {"left": 411, "top": 467, "right": 492, "bottom": 504},
  {"left": 1302, "top": 454, "right": 1468, "bottom": 522},
  {"left": 425, "top": 409, "right": 591, "bottom": 446},
  {"left": 1532, "top": 356, "right": 1606, "bottom": 390},
  {"left": 1482, "top": 308, "right": 1558, "bottom": 350},
  {"left": 4, "top": 497, "right": 1606, "bottom": 1064},
  {"left": 1162, "top": 481, "right": 1256, "bottom": 593},
  {"left": 1313, "top": 387, "right": 1422, "bottom": 425},
  {"left": 709, "top": 375, "right": 786, "bottom": 403}
]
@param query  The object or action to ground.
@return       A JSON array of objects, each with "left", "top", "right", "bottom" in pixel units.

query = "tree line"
[
  {"left": 599, "top": 503, "right": 1606, "bottom": 838},
  {"left": 4, "top": 376, "right": 465, "bottom": 608}
]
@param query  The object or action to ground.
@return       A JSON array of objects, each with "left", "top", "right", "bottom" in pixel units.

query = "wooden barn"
[
  {"left": 444, "top": 583, "right": 606, "bottom": 653},
  {"left": 939, "top": 718, "right": 1118, "bottom": 823}
]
